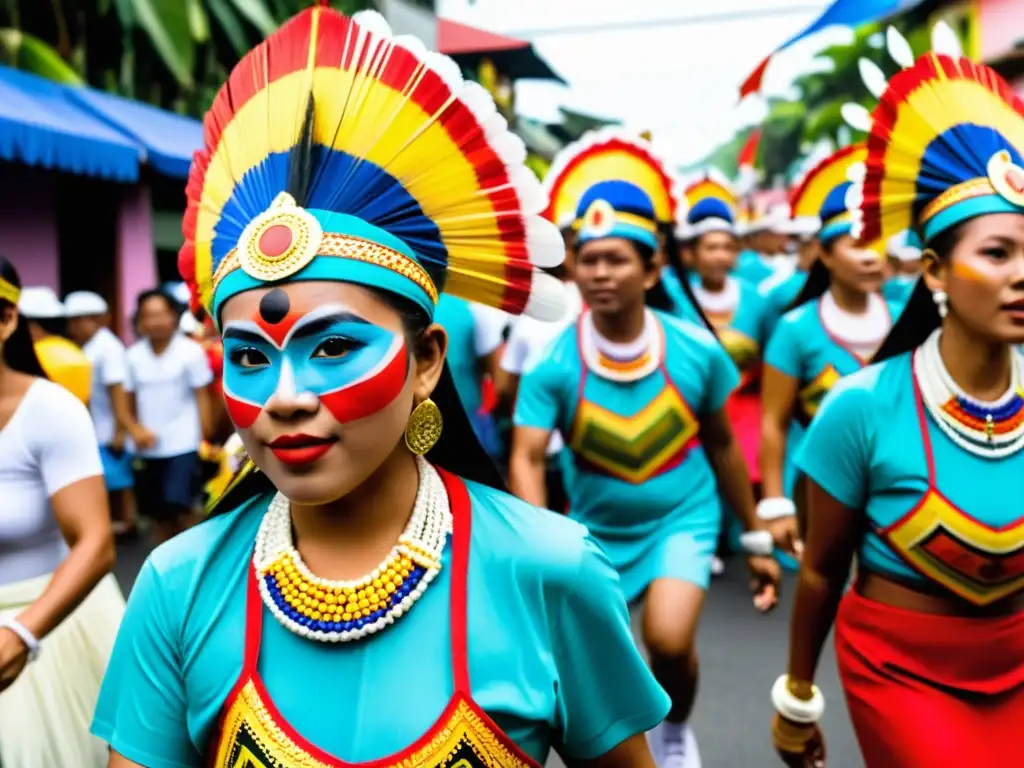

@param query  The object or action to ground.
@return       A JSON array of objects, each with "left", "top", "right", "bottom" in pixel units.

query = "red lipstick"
[{"left": 268, "top": 434, "right": 337, "bottom": 466}]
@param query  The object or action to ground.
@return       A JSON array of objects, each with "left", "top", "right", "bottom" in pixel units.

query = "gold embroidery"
[
  {"left": 213, "top": 233, "right": 438, "bottom": 304},
  {"left": 920, "top": 177, "right": 993, "bottom": 224},
  {"left": 212, "top": 682, "right": 534, "bottom": 768}
]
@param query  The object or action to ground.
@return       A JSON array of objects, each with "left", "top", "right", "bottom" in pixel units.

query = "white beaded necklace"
[
  {"left": 915, "top": 329, "right": 1024, "bottom": 459},
  {"left": 252, "top": 456, "right": 452, "bottom": 643},
  {"left": 580, "top": 308, "right": 662, "bottom": 382}
]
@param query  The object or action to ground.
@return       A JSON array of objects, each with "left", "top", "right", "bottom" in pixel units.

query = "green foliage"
[
  {"left": 0, "top": 0, "right": 377, "bottom": 116},
  {"left": 702, "top": 17, "right": 954, "bottom": 184}
]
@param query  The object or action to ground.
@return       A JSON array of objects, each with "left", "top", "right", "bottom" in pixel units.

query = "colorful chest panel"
[
  {"left": 568, "top": 321, "right": 701, "bottom": 486},
  {"left": 873, "top": 370, "right": 1024, "bottom": 606},
  {"left": 209, "top": 473, "right": 540, "bottom": 768}
]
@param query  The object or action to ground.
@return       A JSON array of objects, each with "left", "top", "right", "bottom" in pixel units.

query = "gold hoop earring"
[{"left": 405, "top": 398, "right": 443, "bottom": 456}]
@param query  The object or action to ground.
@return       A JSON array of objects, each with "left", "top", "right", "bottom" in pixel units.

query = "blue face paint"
[{"left": 221, "top": 303, "right": 408, "bottom": 429}]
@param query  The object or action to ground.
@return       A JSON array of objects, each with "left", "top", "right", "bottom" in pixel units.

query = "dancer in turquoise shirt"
[
  {"left": 91, "top": 9, "right": 666, "bottom": 767},
  {"left": 774, "top": 29, "right": 1024, "bottom": 764},
  {"left": 511, "top": 170, "right": 780, "bottom": 768},
  {"left": 758, "top": 163, "right": 897, "bottom": 558}
]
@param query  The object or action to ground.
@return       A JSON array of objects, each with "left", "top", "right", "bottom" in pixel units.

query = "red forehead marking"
[{"left": 254, "top": 306, "right": 303, "bottom": 348}]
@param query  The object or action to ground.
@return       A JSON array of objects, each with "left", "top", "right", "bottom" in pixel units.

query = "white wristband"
[
  {"left": 739, "top": 530, "right": 774, "bottom": 556},
  {"left": 0, "top": 618, "right": 41, "bottom": 662},
  {"left": 757, "top": 497, "right": 797, "bottom": 521},
  {"left": 771, "top": 674, "right": 824, "bottom": 724}
]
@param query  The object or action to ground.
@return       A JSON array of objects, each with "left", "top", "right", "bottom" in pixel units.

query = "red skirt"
[
  {"left": 725, "top": 391, "right": 761, "bottom": 483},
  {"left": 835, "top": 590, "right": 1024, "bottom": 767}
]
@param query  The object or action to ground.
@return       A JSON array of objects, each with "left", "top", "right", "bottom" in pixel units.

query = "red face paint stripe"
[
  {"left": 319, "top": 340, "right": 408, "bottom": 424},
  {"left": 224, "top": 393, "right": 262, "bottom": 430},
  {"left": 255, "top": 308, "right": 304, "bottom": 348}
]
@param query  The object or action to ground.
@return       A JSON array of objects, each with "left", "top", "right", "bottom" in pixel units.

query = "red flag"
[{"left": 738, "top": 128, "right": 762, "bottom": 170}]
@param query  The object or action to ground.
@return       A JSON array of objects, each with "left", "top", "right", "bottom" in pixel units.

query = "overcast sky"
[{"left": 438, "top": 0, "right": 852, "bottom": 165}]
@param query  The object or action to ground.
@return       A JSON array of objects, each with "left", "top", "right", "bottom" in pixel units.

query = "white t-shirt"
[
  {"left": 502, "top": 282, "right": 583, "bottom": 456},
  {"left": 468, "top": 303, "right": 510, "bottom": 358},
  {"left": 82, "top": 326, "right": 128, "bottom": 445},
  {"left": 0, "top": 379, "right": 103, "bottom": 585},
  {"left": 125, "top": 334, "right": 213, "bottom": 459}
]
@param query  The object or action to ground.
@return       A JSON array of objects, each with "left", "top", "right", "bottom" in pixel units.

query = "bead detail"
[
  {"left": 916, "top": 329, "right": 1024, "bottom": 459},
  {"left": 253, "top": 456, "right": 452, "bottom": 643}
]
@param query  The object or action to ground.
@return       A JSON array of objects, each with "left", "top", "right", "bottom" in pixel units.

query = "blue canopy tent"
[
  {"left": 66, "top": 88, "right": 203, "bottom": 179},
  {"left": 0, "top": 66, "right": 141, "bottom": 181}
]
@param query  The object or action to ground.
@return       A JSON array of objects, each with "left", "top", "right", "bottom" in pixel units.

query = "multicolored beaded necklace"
[
  {"left": 252, "top": 456, "right": 452, "bottom": 642},
  {"left": 580, "top": 308, "right": 662, "bottom": 382},
  {"left": 915, "top": 329, "right": 1024, "bottom": 459}
]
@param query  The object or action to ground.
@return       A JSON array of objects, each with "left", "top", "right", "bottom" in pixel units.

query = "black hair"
[
  {"left": 208, "top": 283, "right": 507, "bottom": 516},
  {"left": 0, "top": 258, "right": 47, "bottom": 378},
  {"left": 872, "top": 225, "right": 960, "bottom": 363},
  {"left": 787, "top": 257, "right": 831, "bottom": 313},
  {"left": 135, "top": 288, "right": 182, "bottom": 317},
  {"left": 658, "top": 225, "right": 718, "bottom": 335}
]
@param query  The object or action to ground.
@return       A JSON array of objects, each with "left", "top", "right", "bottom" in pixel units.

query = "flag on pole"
[{"left": 739, "top": 0, "right": 925, "bottom": 99}]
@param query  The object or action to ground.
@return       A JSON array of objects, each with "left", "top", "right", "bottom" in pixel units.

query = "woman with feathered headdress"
[
  {"left": 772, "top": 24, "right": 1024, "bottom": 767},
  {"left": 511, "top": 129, "right": 781, "bottom": 768},
  {"left": 757, "top": 143, "right": 902, "bottom": 562},
  {"left": 89, "top": 8, "right": 668, "bottom": 766}
]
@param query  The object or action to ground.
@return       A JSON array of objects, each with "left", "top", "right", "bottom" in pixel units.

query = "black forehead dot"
[{"left": 258, "top": 288, "right": 290, "bottom": 325}]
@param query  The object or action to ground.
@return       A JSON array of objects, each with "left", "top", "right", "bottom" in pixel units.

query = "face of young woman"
[
  {"left": 693, "top": 231, "right": 739, "bottom": 286},
  {"left": 820, "top": 234, "right": 885, "bottom": 295},
  {"left": 574, "top": 237, "right": 658, "bottom": 315},
  {"left": 932, "top": 213, "right": 1024, "bottom": 344},
  {"left": 219, "top": 281, "right": 419, "bottom": 505}
]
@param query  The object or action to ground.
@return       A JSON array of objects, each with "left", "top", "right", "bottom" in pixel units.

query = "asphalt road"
[{"left": 114, "top": 541, "right": 862, "bottom": 768}]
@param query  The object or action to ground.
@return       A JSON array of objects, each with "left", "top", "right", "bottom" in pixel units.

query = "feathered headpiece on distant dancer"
[
  {"left": 680, "top": 169, "right": 739, "bottom": 239},
  {"left": 841, "top": 22, "right": 1024, "bottom": 246},
  {"left": 788, "top": 143, "right": 867, "bottom": 246},
  {"left": 179, "top": 6, "right": 565, "bottom": 325},
  {"left": 541, "top": 129, "right": 681, "bottom": 249}
]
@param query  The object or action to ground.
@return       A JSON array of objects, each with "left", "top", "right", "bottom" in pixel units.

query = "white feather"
[
  {"left": 490, "top": 132, "right": 527, "bottom": 166},
  {"left": 847, "top": 162, "right": 867, "bottom": 184},
  {"left": 858, "top": 58, "right": 889, "bottom": 100},
  {"left": 482, "top": 113, "right": 508, "bottom": 143},
  {"left": 459, "top": 81, "right": 497, "bottom": 125},
  {"left": 423, "top": 51, "right": 463, "bottom": 91},
  {"left": 509, "top": 165, "right": 546, "bottom": 216},
  {"left": 391, "top": 34, "right": 427, "bottom": 62},
  {"left": 523, "top": 270, "right": 567, "bottom": 322},
  {"left": 841, "top": 103, "right": 873, "bottom": 133},
  {"left": 352, "top": 10, "right": 392, "bottom": 39},
  {"left": 931, "top": 20, "right": 963, "bottom": 59},
  {"left": 886, "top": 26, "right": 915, "bottom": 69},
  {"left": 525, "top": 217, "right": 566, "bottom": 268}
]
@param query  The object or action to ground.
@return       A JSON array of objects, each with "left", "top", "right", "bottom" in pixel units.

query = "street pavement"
[{"left": 114, "top": 540, "right": 862, "bottom": 768}]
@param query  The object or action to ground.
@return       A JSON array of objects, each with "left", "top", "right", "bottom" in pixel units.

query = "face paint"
[
  {"left": 952, "top": 260, "right": 989, "bottom": 284},
  {"left": 222, "top": 302, "right": 408, "bottom": 429}
]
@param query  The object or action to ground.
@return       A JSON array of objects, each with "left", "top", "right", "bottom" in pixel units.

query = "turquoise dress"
[
  {"left": 763, "top": 297, "right": 899, "bottom": 496},
  {"left": 882, "top": 274, "right": 917, "bottom": 306},
  {"left": 514, "top": 310, "right": 740, "bottom": 599},
  {"left": 760, "top": 269, "right": 808, "bottom": 337},
  {"left": 797, "top": 352, "right": 1024, "bottom": 605},
  {"left": 91, "top": 482, "right": 669, "bottom": 766},
  {"left": 733, "top": 249, "right": 774, "bottom": 285},
  {"left": 434, "top": 294, "right": 485, "bottom": 417}
]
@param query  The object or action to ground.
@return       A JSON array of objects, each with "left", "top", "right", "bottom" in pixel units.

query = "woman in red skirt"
[{"left": 771, "top": 23, "right": 1024, "bottom": 767}]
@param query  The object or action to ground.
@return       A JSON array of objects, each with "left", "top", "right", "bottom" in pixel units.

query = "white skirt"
[{"left": 0, "top": 572, "right": 125, "bottom": 768}]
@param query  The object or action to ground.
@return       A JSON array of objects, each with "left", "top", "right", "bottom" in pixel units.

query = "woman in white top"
[{"left": 0, "top": 259, "right": 122, "bottom": 768}]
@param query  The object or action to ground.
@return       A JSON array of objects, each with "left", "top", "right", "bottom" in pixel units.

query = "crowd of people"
[{"left": 1, "top": 7, "right": 1023, "bottom": 768}]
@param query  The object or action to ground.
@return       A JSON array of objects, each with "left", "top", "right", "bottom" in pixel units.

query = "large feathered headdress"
[
  {"left": 178, "top": 7, "right": 565, "bottom": 325},
  {"left": 842, "top": 22, "right": 1024, "bottom": 246},
  {"left": 541, "top": 129, "right": 682, "bottom": 243},
  {"left": 788, "top": 143, "right": 867, "bottom": 246},
  {"left": 680, "top": 169, "right": 739, "bottom": 239}
]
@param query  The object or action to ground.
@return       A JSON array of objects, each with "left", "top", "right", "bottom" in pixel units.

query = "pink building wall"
[
  {"left": 0, "top": 167, "right": 59, "bottom": 288},
  {"left": 976, "top": 0, "right": 1023, "bottom": 61},
  {"left": 116, "top": 183, "right": 157, "bottom": 341}
]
